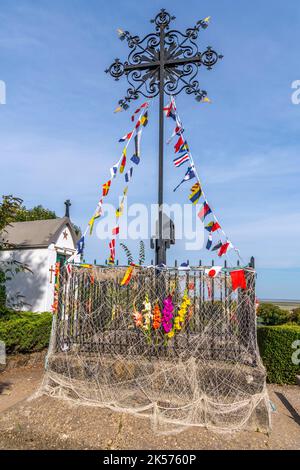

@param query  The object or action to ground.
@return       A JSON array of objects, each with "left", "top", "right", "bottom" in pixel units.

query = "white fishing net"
[{"left": 40, "top": 265, "right": 271, "bottom": 434}]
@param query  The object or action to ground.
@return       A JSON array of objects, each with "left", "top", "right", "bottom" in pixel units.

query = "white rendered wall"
[{"left": 0, "top": 248, "right": 55, "bottom": 312}]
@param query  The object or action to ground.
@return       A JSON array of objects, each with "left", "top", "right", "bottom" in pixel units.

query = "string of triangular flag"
[
  {"left": 107, "top": 104, "right": 149, "bottom": 264},
  {"left": 68, "top": 102, "right": 150, "bottom": 264},
  {"left": 165, "top": 96, "right": 243, "bottom": 263}
]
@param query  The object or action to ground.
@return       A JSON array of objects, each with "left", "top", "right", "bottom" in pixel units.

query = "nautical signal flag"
[
  {"left": 131, "top": 155, "right": 140, "bottom": 165},
  {"left": 206, "top": 234, "right": 213, "bottom": 250},
  {"left": 112, "top": 226, "right": 120, "bottom": 236},
  {"left": 119, "top": 132, "right": 133, "bottom": 143},
  {"left": 189, "top": 182, "right": 202, "bottom": 204},
  {"left": 163, "top": 102, "right": 176, "bottom": 120},
  {"left": 120, "top": 150, "right": 127, "bottom": 173},
  {"left": 131, "top": 102, "right": 148, "bottom": 122},
  {"left": 212, "top": 241, "right": 222, "bottom": 252},
  {"left": 198, "top": 201, "right": 211, "bottom": 221},
  {"left": 174, "top": 135, "right": 184, "bottom": 153},
  {"left": 77, "top": 236, "right": 85, "bottom": 255},
  {"left": 173, "top": 166, "right": 196, "bottom": 192},
  {"left": 110, "top": 164, "right": 118, "bottom": 179},
  {"left": 178, "top": 141, "right": 189, "bottom": 153},
  {"left": 173, "top": 153, "right": 189, "bottom": 167},
  {"left": 114, "top": 105, "right": 123, "bottom": 113},
  {"left": 205, "top": 221, "right": 221, "bottom": 233},
  {"left": 102, "top": 180, "right": 111, "bottom": 197},
  {"left": 140, "top": 111, "right": 148, "bottom": 127},
  {"left": 109, "top": 239, "right": 116, "bottom": 258},
  {"left": 205, "top": 266, "right": 222, "bottom": 278},
  {"left": 125, "top": 167, "right": 133, "bottom": 183},
  {"left": 167, "top": 125, "right": 183, "bottom": 144},
  {"left": 198, "top": 16, "right": 211, "bottom": 29},
  {"left": 116, "top": 204, "right": 124, "bottom": 218},
  {"left": 218, "top": 241, "right": 232, "bottom": 257},
  {"left": 131, "top": 130, "right": 142, "bottom": 165},
  {"left": 230, "top": 269, "right": 247, "bottom": 291}
]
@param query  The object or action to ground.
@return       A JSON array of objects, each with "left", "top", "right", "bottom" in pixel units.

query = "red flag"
[
  {"left": 120, "top": 153, "right": 127, "bottom": 173},
  {"left": 211, "top": 222, "right": 221, "bottom": 233},
  {"left": 230, "top": 270, "right": 247, "bottom": 291},
  {"left": 174, "top": 135, "right": 184, "bottom": 153},
  {"left": 218, "top": 242, "right": 230, "bottom": 257},
  {"left": 112, "top": 226, "right": 120, "bottom": 236},
  {"left": 109, "top": 239, "right": 116, "bottom": 258},
  {"left": 102, "top": 180, "right": 111, "bottom": 197}
]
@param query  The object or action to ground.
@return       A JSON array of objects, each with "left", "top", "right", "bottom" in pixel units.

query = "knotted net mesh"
[{"left": 40, "top": 266, "right": 270, "bottom": 434}]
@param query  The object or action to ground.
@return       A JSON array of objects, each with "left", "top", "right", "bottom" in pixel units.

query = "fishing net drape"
[{"left": 40, "top": 266, "right": 270, "bottom": 434}]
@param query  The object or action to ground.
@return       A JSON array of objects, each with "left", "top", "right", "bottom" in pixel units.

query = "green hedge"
[
  {"left": 0, "top": 311, "right": 53, "bottom": 354},
  {"left": 258, "top": 324, "right": 300, "bottom": 384}
]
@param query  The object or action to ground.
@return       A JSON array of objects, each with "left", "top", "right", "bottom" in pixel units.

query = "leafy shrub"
[
  {"left": 289, "top": 308, "right": 300, "bottom": 325},
  {"left": 0, "top": 311, "right": 52, "bottom": 354},
  {"left": 257, "top": 324, "right": 300, "bottom": 384},
  {"left": 257, "top": 303, "right": 289, "bottom": 325}
]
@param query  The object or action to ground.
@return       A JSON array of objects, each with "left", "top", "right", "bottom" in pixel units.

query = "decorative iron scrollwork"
[{"left": 105, "top": 9, "right": 222, "bottom": 109}]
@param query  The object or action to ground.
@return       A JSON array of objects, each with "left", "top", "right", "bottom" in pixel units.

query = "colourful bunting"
[
  {"left": 212, "top": 241, "right": 223, "bottom": 252},
  {"left": 77, "top": 236, "right": 85, "bottom": 255},
  {"left": 131, "top": 102, "right": 148, "bottom": 122},
  {"left": 131, "top": 155, "right": 140, "bottom": 165},
  {"left": 102, "top": 180, "right": 111, "bottom": 197},
  {"left": 205, "top": 221, "right": 221, "bottom": 233},
  {"left": 125, "top": 167, "right": 133, "bottom": 183},
  {"left": 178, "top": 141, "right": 189, "bottom": 153},
  {"left": 120, "top": 150, "right": 127, "bottom": 174},
  {"left": 110, "top": 165, "right": 118, "bottom": 179},
  {"left": 163, "top": 102, "right": 176, "bottom": 120},
  {"left": 112, "top": 226, "right": 120, "bottom": 236},
  {"left": 109, "top": 239, "right": 116, "bottom": 259},
  {"left": 119, "top": 132, "right": 133, "bottom": 143},
  {"left": 116, "top": 205, "right": 124, "bottom": 218},
  {"left": 167, "top": 125, "right": 183, "bottom": 144},
  {"left": 198, "top": 202, "right": 212, "bottom": 221},
  {"left": 174, "top": 135, "right": 184, "bottom": 153},
  {"left": 114, "top": 106, "right": 123, "bottom": 113},
  {"left": 173, "top": 153, "right": 189, "bottom": 167},
  {"left": 218, "top": 241, "right": 231, "bottom": 257},
  {"left": 174, "top": 166, "right": 196, "bottom": 192},
  {"left": 206, "top": 234, "right": 213, "bottom": 250},
  {"left": 189, "top": 182, "right": 202, "bottom": 204},
  {"left": 140, "top": 111, "right": 148, "bottom": 127},
  {"left": 230, "top": 269, "right": 247, "bottom": 291}
]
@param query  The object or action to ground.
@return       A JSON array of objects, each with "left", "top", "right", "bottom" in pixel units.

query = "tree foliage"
[
  {"left": 15, "top": 204, "right": 56, "bottom": 222},
  {"left": 257, "top": 303, "right": 289, "bottom": 326}
]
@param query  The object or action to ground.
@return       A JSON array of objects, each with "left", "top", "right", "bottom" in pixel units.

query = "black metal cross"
[
  {"left": 106, "top": 9, "right": 223, "bottom": 265},
  {"left": 64, "top": 199, "right": 71, "bottom": 218}
]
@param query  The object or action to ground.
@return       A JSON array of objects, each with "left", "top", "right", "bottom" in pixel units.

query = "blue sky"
[{"left": 0, "top": 0, "right": 300, "bottom": 299}]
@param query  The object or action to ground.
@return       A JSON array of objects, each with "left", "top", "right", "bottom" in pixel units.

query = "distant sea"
[{"left": 256, "top": 268, "right": 300, "bottom": 301}]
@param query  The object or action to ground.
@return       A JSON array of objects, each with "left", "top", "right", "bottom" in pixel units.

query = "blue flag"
[
  {"left": 77, "top": 236, "right": 85, "bottom": 255},
  {"left": 173, "top": 166, "right": 196, "bottom": 192}
]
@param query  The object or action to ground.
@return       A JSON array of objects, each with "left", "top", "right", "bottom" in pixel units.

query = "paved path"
[{"left": 0, "top": 365, "right": 299, "bottom": 449}]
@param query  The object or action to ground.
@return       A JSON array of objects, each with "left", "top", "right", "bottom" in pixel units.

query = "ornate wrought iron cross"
[{"left": 106, "top": 9, "right": 223, "bottom": 265}]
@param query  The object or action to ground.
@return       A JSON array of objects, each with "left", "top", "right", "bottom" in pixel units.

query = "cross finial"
[{"left": 64, "top": 199, "right": 71, "bottom": 218}]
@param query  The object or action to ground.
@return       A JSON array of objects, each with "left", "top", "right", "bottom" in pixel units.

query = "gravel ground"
[{"left": 0, "top": 365, "right": 299, "bottom": 450}]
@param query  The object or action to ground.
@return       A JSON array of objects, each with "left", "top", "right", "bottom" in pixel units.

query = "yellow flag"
[
  {"left": 202, "top": 96, "right": 212, "bottom": 103},
  {"left": 114, "top": 106, "right": 123, "bottom": 113},
  {"left": 88, "top": 216, "right": 95, "bottom": 235},
  {"left": 204, "top": 16, "right": 211, "bottom": 23}
]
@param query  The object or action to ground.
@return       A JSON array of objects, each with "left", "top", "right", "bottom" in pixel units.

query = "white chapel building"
[{"left": 0, "top": 211, "right": 79, "bottom": 312}]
